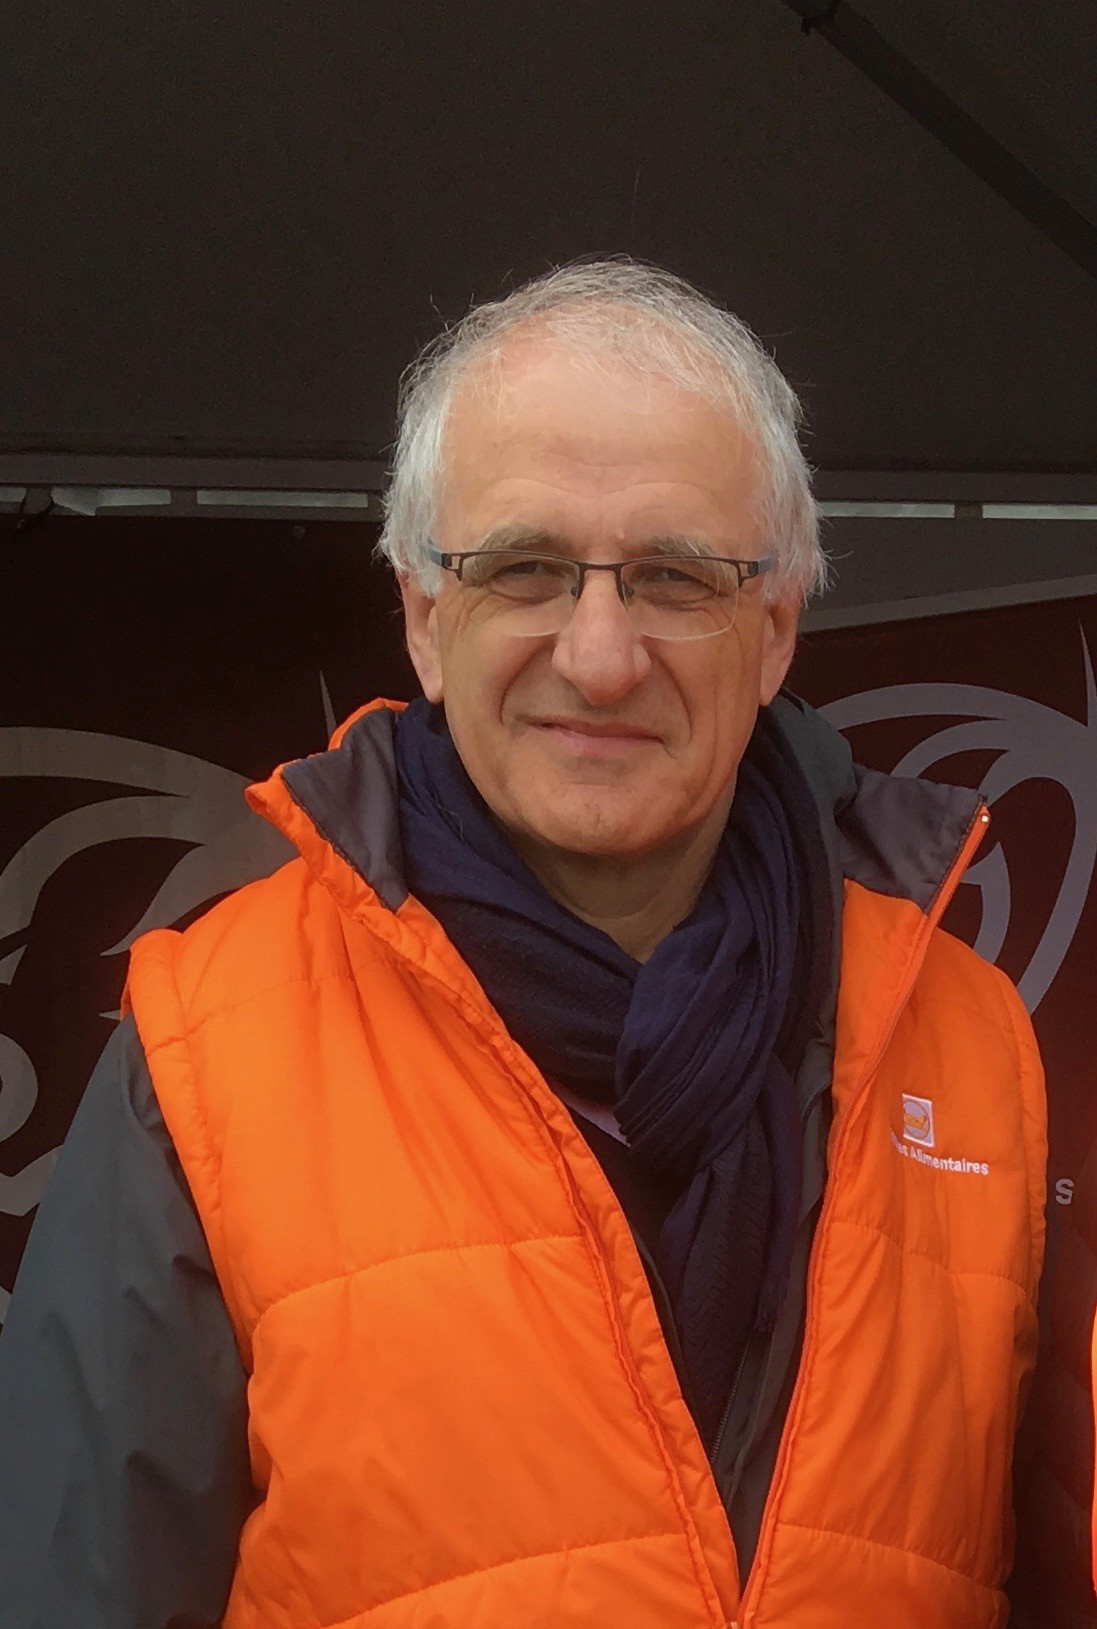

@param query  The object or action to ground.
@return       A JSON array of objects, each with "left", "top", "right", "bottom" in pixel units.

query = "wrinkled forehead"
[
  {"left": 438, "top": 331, "right": 762, "bottom": 529},
  {"left": 447, "top": 321, "right": 750, "bottom": 434}
]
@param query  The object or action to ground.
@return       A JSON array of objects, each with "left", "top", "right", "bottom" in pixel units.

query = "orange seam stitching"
[
  {"left": 311, "top": 1531, "right": 692, "bottom": 1628},
  {"left": 829, "top": 1215, "right": 1037, "bottom": 1290},
  {"left": 774, "top": 1518, "right": 1002, "bottom": 1589},
  {"left": 249, "top": 1232, "right": 580, "bottom": 1335}
]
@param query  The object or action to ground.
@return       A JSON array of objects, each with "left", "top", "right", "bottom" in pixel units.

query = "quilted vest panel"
[{"left": 126, "top": 854, "right": 1044, "bottom": 1628}]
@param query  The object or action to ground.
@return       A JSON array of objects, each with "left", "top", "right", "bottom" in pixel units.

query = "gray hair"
[{"left": 378, "top": 257, "right": 827, "bottom": 602}]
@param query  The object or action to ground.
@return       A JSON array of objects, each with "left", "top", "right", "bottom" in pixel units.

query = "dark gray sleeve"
[{"left": 0, "top": 1015, "right": 251, "bottom": 1628}]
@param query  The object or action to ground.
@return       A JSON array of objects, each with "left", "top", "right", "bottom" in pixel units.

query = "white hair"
[{"left": 378, "top": 257, "right": 827, "bottom": 602}]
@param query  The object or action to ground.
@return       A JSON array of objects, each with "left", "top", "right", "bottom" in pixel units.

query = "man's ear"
[
  {"left": 758, "top": 592, "right": 801, "bottom": 707},
  {"left": 398, "top": 573, "right": 444, "bottom": 702}
]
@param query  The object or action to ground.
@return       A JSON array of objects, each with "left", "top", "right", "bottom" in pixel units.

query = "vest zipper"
[
  {"left": 738, "top": 802, "right": 989, "bottom": 1624},
  {"left": 632, "top": 1232, "right": 696, "bottom": 1409},
  {"left": 711, "top": 1338, "right": 753, "bottom": 1464}
]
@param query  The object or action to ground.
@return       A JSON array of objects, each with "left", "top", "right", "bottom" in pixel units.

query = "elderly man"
[{"left": 0, "top": 260, "right": 1045, "bottom": 1627}]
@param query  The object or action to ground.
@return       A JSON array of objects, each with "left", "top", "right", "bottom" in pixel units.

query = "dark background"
[{"left": 1, "top": 0, "right": 1095, "bottom": 482}]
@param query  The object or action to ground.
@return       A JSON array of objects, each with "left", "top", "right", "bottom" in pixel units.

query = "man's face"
[{"left": 401, "top": 338, "right": 800, "bottom": 863}]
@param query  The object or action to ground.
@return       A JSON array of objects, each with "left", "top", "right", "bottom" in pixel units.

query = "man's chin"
[{"left": 511, "top": 798, "right": 674, "bottom": 861}]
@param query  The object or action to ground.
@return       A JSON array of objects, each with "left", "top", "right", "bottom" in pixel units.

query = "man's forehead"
[
  {"left": 442, "top": 334, "right": 756, "bottom": 477},
  {"left": 450, "top": 327, "right": 733, "bottom": 421}
]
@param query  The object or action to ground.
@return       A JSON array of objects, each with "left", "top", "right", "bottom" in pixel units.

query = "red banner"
[{"left": 794, "top": 593, "right": 1097, "bottom": 1255}]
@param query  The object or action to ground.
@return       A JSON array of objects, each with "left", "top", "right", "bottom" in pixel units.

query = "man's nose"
[{"left": 549, "top": 570, "right": 652, "bottom": 704}]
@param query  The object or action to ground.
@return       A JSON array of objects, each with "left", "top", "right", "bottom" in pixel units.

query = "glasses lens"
[
  {"left": 461, "top": 550, "right": 575, "bottom": 604},
  {"left": 624, "top": 556, "right": 741, "bottom": 640}
]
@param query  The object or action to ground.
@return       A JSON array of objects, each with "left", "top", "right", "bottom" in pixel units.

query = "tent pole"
[{"left": 782, "top": 0, "right": 1097, "bottom": 280}]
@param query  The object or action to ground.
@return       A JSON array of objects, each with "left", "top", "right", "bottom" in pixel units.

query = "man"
[{"left": 0, "top": 259, "right": 1046, "bottom": 1626}]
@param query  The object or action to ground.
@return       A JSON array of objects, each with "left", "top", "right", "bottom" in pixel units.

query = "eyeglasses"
[{"left": 426, "top": 545, "right": 774, "bottom": 642}]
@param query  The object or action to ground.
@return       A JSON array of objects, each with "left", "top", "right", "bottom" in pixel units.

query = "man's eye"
[
  {"left": 642, "top": 564, "right": 701, "bottom": 584},
  {"left": 484, "top": 553, "right": 570, "bottom": 582},
  {"left": 495, "top": 556, "right": 555, "bottom": 578},
  {"left": 632, "top": 561, "right": 712, "bottom": 588},
  {"left": 629, "top": 558, "right": 736, "bottom": 600}
]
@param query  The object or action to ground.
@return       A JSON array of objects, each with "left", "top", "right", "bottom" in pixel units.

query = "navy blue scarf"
[{"left": 395, "top": 698, "right": 825, "bottom": 1441}]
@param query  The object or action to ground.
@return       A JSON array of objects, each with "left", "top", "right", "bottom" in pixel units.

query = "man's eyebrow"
[
  {"left": 638, "top": 534, "right": 721, "bottom": 559},
  {"left": 470, "top": 526, "right": 722, "bottom": 558},
  {"left": 474, "top": 524, "right": 563, "bottom": 553}
]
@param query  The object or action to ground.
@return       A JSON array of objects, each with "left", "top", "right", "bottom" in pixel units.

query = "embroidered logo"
[
  {"left": 894, "top": 1092, "right": 990, "bottom": 1177},
  {"left": 902, "top": 1094, "right": 935, "bottom": 1149}
]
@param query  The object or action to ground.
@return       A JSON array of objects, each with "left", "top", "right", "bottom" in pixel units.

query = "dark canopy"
[{"left": 1, "top": 0, "right": 1095, "bottom": 479}]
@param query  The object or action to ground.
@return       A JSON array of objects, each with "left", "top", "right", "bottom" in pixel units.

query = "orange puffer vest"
[{"left": 125, "top": 703, "right": 1045, "bottom": 1628}]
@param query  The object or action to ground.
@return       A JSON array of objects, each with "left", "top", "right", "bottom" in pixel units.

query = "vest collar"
[{"left": 247, "top": 691, "right": 986, "bottom": 929}]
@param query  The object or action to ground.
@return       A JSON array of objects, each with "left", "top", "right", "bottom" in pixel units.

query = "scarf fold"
[{"left": 395, "top": 699, "right": 824, "bottom": 1442}]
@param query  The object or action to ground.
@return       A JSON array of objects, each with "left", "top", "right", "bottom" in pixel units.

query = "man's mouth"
[{"left": 530, "top": 717, "right": 661, "bottom": 757}]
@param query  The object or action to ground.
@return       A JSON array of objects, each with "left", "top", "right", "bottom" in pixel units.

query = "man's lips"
[{"left": 529, "top": 717, "right": 662, "bottom": 756}]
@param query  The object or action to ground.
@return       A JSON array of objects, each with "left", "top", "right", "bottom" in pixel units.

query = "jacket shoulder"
[
  {"left": 921, "top": 920, "right": 1014, "bottom": 997},
  {"left": 127, "top": 857, "right": 356, "bottom": 1029},
  {"left": 920, "top": 925, "right": 1043, "bottom": 1077}
]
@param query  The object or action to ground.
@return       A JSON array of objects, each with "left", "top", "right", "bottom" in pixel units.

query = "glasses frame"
[{"left": 425, "top": 544, "right": 774, "bottom": 616}]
